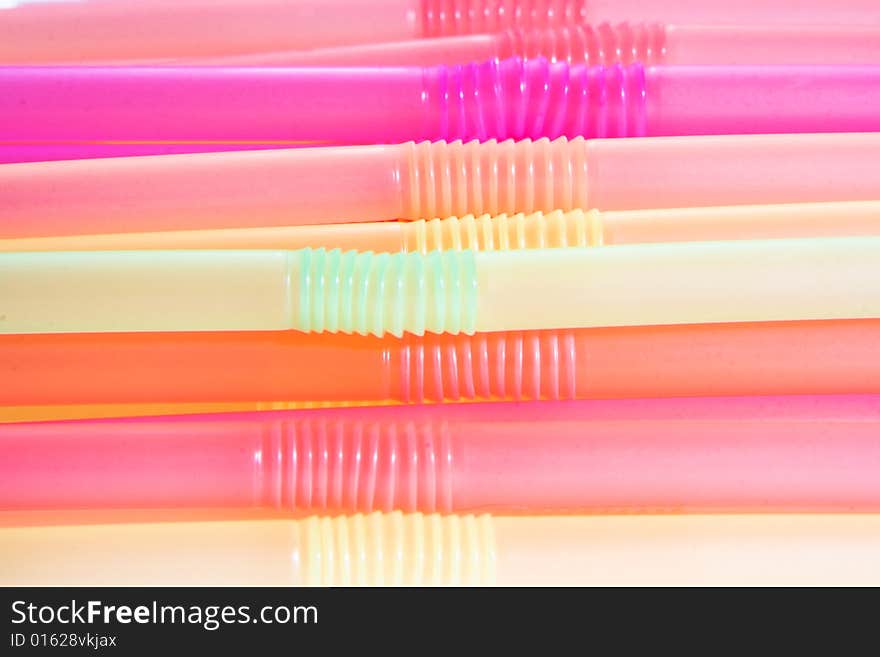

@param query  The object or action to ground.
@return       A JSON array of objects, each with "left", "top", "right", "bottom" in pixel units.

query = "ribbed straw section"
[
  {"left": 424, "top": 57, "right": 648, "bottom": 141},
  {"left": 498, "top": 22, "right": 668, "bottom": 65},
  {"left": 403, "top": 209, "right": 604, "bottom": 253},
  {"left": 257, "top": 419, "right": 455, "bottom": 514},
  {"left": 397, "top": 330, "right": 580, "bottom": 402},
  {"left": 299, "top": 512, "right": 496, "bottom": 586},
  {"left": 401, "top": 137, "right": 590, "bottom": 219},
  {"left": 421, "top": 0, "right": 587, "bottom": 37},
  {"left": 293, "top": 248, "right": 478, "bottom": 337}
]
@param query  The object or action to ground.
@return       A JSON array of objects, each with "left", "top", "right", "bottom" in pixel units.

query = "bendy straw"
[
  {"left": 3, "top": 320, "right": 880, "bottom": 407},
  {"left": 3, "top": 0, "right": 879, "bottom": 64},
  {"left": 3, "top": 61, "right": 879, "bottom": 160},
  {"left": 2, "top": 395, "right": 880, "bottom": 515},
  {"left": 2, "top": 133, "right": 878, "bottom": 237},
  {"left": 3, "top": 237, "right": 880, "bottom": 336},
  {"left": 3, "top": 513, "right": 880, "bottom": 587},
  {"left": 217, "top": 24, "right": 880, "bottom": 67},
  {"left": 2, "top": 201, "right": 877, "bottom": 253}
]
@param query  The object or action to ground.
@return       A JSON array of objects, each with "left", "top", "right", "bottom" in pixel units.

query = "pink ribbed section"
[
  {"left": 498, "top": 22, "right": 668, "bottom": 65},
  {"left": 257, "top": 419, "right": 455, "bottom": 513},
  {"left": 401, "top": 137, "right": 590, "bottom": 219},
  {"left": 425, "top": 57, "right": 648, "bottom": 140},
  {"left": 396, "top": 330, "right": 579, "bottom": 403},
  {"left": 421, "top": 0, "right": 588, "bottom": 37}
]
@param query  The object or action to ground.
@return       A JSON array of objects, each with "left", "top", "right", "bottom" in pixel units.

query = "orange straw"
[{"left": 3, "top": 320, "right": 878, "bottom": 409}]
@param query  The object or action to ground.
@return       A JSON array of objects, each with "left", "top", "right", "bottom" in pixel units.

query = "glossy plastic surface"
[
  {"left": 3, "top": 237, "right": 880, "bottom": 336},
  {"left": 0, "top": 402, "right": 394, "bottom": 424},
  {"left": 2, "top": 395, "right": 880, "bottom": 515},
  {"left": 3, "top": 513, "right": 880, "bottom": 586},
  {"left": 2, "top": 61, "right": 879, "bottom": 161},
  {"left": 2, "top": 0, "right": 879, "bottom": 64},
  {"left": 224, "top": 24, "right": 880, "bottom": 67},
  {"left": 3, "top": 320, "right": 880, "bottom": 407},
  {"left": 2, "top": 201, "right": 877, "bottom": 253},
  {"left": 0, "top": 0, "right": 423, "bottom": 63},
  {"left": 2, "top": 134, "right": 878, "bottom": 237}
]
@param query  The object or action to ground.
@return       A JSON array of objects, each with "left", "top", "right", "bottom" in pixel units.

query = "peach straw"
[
  {"left": 2, "top": 513, "right": 879, "bottom": 586},
  {"left": 2, "top": 134, "right": 878, "bottom": 238},
  {"left": 1, "top": 201, "right": 877, "bottom": 253}
]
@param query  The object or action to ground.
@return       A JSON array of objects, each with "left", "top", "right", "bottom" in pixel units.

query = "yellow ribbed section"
[
  {"left": 404, "top": 209, "right": 603, "bottom": 253},
  {"left": 300, "top": 512, "right": 496, "bottom": 586}
]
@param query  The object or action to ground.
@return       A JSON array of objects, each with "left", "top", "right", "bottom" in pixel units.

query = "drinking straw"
[
  {"left": 2, "top": 133, "right": 878, "bottom": 236},
  {"left": 3, "top": 237, "right": 880, "bottom": 336},
  {"left": 2, "top": 395, "right": 879, "bottom": 515},
  {"left": 3, "top": 319, "right": 880, "bottom": 408},
  {"left": 0, "top": 402, "right": 393, "bottom": 424},
  {"left": 217, "top": 24, "right": 880, "bottom": 67},
  {"left": 3, "top": 513, "right": 880, "bottom": 586},
  {"left": 3, "top": 61, "right": 879, "bottom": 161},
  {"left": 3, "top": 0, "right": 878, "bottom": 64},
  {"left": 2, "top": 202, "right": 878, "bottom": 253}
]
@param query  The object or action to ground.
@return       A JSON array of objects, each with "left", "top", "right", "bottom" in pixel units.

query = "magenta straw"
[
  {"left": 2, "top": 61, "right": 879, "bottom": 162},
  {"left": 2, "top": 395, "right": 879, "bottom": 515}
]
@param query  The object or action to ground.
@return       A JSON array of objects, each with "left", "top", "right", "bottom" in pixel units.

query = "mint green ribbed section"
[{"left": 294, "top": 248, "right": 478, "bottom": 337}]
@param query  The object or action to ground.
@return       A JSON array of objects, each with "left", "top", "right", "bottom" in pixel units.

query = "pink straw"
[
  {"left": 1, "top": 133, "right": 878, "bottom": 237},
  {"left": 2, "top": 1, "right": 879, "bottom": 64},
  {"left": 2, "top": 395, "right": 879, "bottom": 515},
  {"left": 2, "top": 61, "right": 879, "bottom": 162},
  {"left": 212, "top": 24, "right": 880, "bottom": 67}
]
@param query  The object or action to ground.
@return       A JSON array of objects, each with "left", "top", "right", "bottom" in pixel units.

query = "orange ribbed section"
[{"left": 393, "top": 330, "right": 582, "bottom": 402}]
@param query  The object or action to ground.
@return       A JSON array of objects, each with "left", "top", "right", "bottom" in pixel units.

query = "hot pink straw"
[
  {"left": 2, "top": 61, "right": 879, "bottom": 162},
  {"left": 2, "top": 395, "right": 879, "bottom": 515}
]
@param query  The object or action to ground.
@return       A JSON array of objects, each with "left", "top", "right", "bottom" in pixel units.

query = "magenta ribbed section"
[{"left": 424, "top": 57, "right": 648, "bottom": 140}]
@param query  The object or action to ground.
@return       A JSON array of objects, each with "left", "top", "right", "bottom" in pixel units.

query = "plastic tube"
[
  {"left": 3, "top": 0, "right": 879, "bottom": 64},
  {"left": 3, "top": 237, "right": 880, "bottom": 336},
  {"left": 2, "top": 395, "right": 880, "bottom": 515},
  {"left": 3, "top": 61, "right": 880, "bottom": 162},
  {"left": 2, "top": 133, "right": 878, "bottom": 237},
  {"left": 2, "top": 201, "right": 878, "bottom": 253},
  {"left": 3, "top": 319, "right": 880, "bottom": 408},
  {"left": 3, "top": 512, "right": 880, "bottom": 586},
  {"left": 0, "top": 402, "right": 396, "bottom": 424},
  {"left": 216, "top": 24, "right": 880, "bottom": 67}
]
